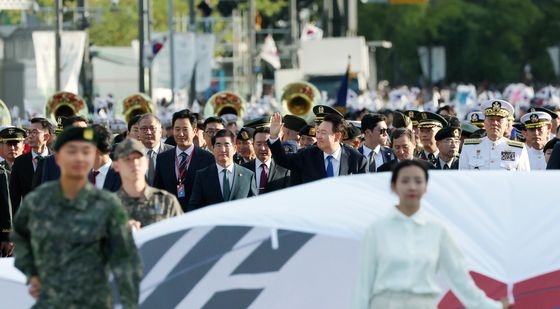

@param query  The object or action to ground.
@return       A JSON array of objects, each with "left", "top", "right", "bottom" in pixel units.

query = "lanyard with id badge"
[{"left": 176, "top": 149, "right": 194, "bottom": 198}]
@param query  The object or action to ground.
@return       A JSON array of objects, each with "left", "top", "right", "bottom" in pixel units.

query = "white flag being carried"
[
  {"left": 300, "top": 23, "right": 323, "bottom": 42},
  {"left": 259, "top": 34, "right": 281, "bottom": 70}
]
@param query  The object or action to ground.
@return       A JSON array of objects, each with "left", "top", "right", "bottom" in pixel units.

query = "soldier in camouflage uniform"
[
  {"left": 113, "top": 138, "right": 183, "bottom": 229},
  {"left": 11, "top": 127, "right": 142, "bottom": 308}
]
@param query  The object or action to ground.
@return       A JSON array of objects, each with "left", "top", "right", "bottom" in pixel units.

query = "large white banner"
[
  {"left": 152, "top": 33, "right": 214, "bottom": 93},
  {"left": 32, "top": 31, "right": 86, "bottom": 97},
  {"left": 418, "top": 46, "right": 446, "bottom": 83},
  {"left": 2, "top": 171, "right": 560, "bottom": 308},
  {"left": 194, "top": 33, "right": 215, "bottom": 93}
]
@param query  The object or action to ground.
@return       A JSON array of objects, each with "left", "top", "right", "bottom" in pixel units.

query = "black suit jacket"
[
  {"left": 268, "top": 139, "right": 366, "bottom": 184},
  {"left": 547, "top": 142, "right": 560, "bottom": 169},
  {"left": 188, "top": 163, "right": 256, "bottom": 211},
  {"left": 9, "top": 152, "right": 35, "bottom": 210},
  {"left": 33, "top": 155, "right": 60, "bottom": 188},
  {"left": 88, "top": 165, "right": 122, "bottom": 192},
  {"left": 377, "top": 159, "right": 438, "bottom": 172},
  {"left": 433, "top": 156, "right": 460, "bottom": 170},
  {"left": 358, "top": 145, "right": 396, "bottom": 168},
  {"left": 0, "top": 168, "right": 11, "bottom": 242},
  {"left": 242, "top": 159, "right": 291, "bottom": 194},
  {"left": 154, "top": 146, "right": 215, "bottom": 211}
]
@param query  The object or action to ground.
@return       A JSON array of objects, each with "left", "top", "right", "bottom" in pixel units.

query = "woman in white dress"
[{"left": 369, "top": 160, "right": 510, "bottom": 309}]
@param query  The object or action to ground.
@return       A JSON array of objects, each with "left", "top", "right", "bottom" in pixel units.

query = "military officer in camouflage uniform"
[
  {"left": 113, "top": 138, "right": 183, "bottom": 229},
  {"left": 459, "top": 99, "right": 530, "bottom": 171},
  {"left": 11, "top": 127, "right": 142, "bottom": 308}
]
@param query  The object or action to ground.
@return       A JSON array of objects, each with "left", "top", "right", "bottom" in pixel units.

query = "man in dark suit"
[
  {"left": 154, "top": 110, "right": 215, "bottom": 211},
  {"left": 189, "top": 129, "right": 256, "bottom": 210},
  {"left": 434, "top": 126, "right": 461, "bottom": 170},
  {"left": 359, "top": 113, "right": 395, "bottom": 172},
  {"left": 138, "top": 114, "right": 174, "bottom": 185},
  {"left": 9, "top": 118, "right": 52, "bottom": 209},
  {"left": 546, "top": 141, "right": 560, "bottom": 169},
  {"left": 378, "top": 128, "right": 436, "bottom": 172},
  {"left": 242, "top": 126, "right": 290, "bottom": 194},
  {"left": 90, "top": 125, "right": 121, "bottom": 192},
  {"left": 267, "top": 112, "right": 366, "bottom": 183},
  {"left": 33, "top": 116, "right": 89, "bottom": 188}
]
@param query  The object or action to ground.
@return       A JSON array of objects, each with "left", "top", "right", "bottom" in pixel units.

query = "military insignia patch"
[
  {"left": 501, "top": 151, "right": 515, "bottom": 161},
  {"left": 83, "top": 128, "right": 94, "bottom": 140},
  {"left": 241, "top": 131, "right": 249, "bottom": 140},
  {"left": 492, "top": 101, "right": 501, "bottom": 112},
  {"left": 309, "top": 128, "right": 316, "bottom": 136},
  {"left": 421, "top": 112, "right": 427, "bottom": 120},
  {"left": 530, "top": 114, "right": 539, "bottom": 123},
  {"left": 529, "top": 107, "right": 536, "bottom": 113},
  {"left": 318, "top": 106, "right": 324, "bottom": 114},
  {"left": 408, "top": 111, "right": 414, "bottom": 118},
  {"left": 453, "top": 129, "right": 459, "bottom": 137},
  {"left": 8, "top": 128, "right": 14, "bottom": 135},
  {"left": 471, "top": 113, "right": 479, "bottom": 122}
]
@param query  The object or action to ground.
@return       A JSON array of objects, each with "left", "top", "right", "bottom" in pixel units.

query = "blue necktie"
[{"left": 326, "top": 155, "right": 334, "bottom": 177}]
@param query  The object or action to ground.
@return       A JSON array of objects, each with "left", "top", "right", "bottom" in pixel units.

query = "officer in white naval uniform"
[
  {"left": 521, "top": 111, "right": 552, "bottom": 170},
  {"left": 459, "top": 99, "right": 530, "bottom": 171}
]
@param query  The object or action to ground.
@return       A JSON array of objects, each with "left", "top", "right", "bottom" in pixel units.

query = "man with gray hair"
[{"left": 138, "top": 114, "right": 173, "bottom": 185}]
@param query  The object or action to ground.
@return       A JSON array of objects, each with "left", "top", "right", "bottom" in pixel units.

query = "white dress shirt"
[
  {"left": 32, "top": 148, "right": 49, "bottom": 170},
  {"left": 526, "top": 146, "right": 547, "bottom": 170},
  {"left": 362, "top": 144, "right": 384, "bottom": 170},
  {"left": 145, "top": 142, "right": 162, "bottom": 165},
  {"left": 438, "top": 157, "right": 455, "bottom": 169},
  {"left": 216, "top": 163, "right": 234, "bottom": 194},
  {"left": 368, "top": 206, "right": 501, "bottom": 308},
  {"left": 255, "top": 158, "right": 272, "bottom": 192},
  {"left": 92, "top": 159, "right": 112, "bottom": 189},
  {"left": 175, "top": 144, "right": 194, "bottom": 178},
  {"left": 323, "top": 146, "right": 342, "bottom": 177}
]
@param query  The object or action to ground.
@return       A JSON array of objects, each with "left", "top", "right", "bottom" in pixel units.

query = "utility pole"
[
  {"left": 248, "top": 0, "right": 256, "bottom": 97},
  {"left": 138, "top": 0, "right": 145, "bottom": 93},
  {"left": 188, "top": 0, "right": 196, "bottom": 107},
  {"left": 168, "top": 0, "right": 175, "bottom": 104},
  {"left": 289, "top": 0, "right": 298, "bottom": 68},
  {"left": 55, "top": 0, "right": 62, "bottom": 91}
]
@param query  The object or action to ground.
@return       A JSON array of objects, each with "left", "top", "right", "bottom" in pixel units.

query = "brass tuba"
[
  {"left": 120, "top": 93, "right": 154, "bottom": 123},
  {"left": 203, "top": 91, "right": 245, "bottom": 119},
  {"left": 46, "top": 91, "right": 88, "bottom": 121},
  {"left": 0, "top": 99, "right": 11, "bottom": 126},
  {"left": 280, "top": 81, "right": 320, "bottom": 122}
]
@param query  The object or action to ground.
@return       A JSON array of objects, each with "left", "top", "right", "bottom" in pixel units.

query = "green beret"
[
  {"left": 54, "top": 127, "right": 97, "bottom": 151},
  {"left": 244, "top": 116, "right": 271, "bottom": 129},
  {"left": 236, "top": 127, "right": 255, "bottom": 141},
  {"left": 283, "top": 115, "right": 307, "bottom": 132}
]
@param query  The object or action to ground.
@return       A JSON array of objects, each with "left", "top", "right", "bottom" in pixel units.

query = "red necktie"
[
  {"left": 259, "top": 164, "right": 268, "bottom": 194},
  {"left": 91, "top": 170, "right": 100, "bottom": 186}
]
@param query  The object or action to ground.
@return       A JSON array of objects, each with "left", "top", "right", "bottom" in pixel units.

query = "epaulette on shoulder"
[
  {"left": 507, "top": 140, "right": 524, "bottom": 148},
  {"left": 463, "top": 138, "right": 481, "bottom": 145}
]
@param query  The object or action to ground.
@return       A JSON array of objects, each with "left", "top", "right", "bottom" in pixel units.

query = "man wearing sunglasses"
[{"left": 359, "top": 114, "right": 395, "bottom": 173}]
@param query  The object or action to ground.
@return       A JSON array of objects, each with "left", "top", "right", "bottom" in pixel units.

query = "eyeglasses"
[
  {"left": 205, "top": 129, "right": 219, "bottom": 135},
  {"left": 28, "top": 130, "right": 45, "bottom": 136},
  {"left": 440, "top": 138, "right": 460, "bottom": 145},
  {"left": 140, "top": 126, "right": 158, "bottom": 132}
]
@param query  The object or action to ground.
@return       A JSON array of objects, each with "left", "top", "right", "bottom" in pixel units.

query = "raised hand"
[{"left": 269, "top": 112, "right": 284, "bottom": 140}]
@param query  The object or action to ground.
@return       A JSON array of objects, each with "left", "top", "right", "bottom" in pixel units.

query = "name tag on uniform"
[
  {"left": 177, "top": 183, "right": 185, "bottom": 198},
  {"left": 501, "top": 151, "right": 515, "bottom": 161}
]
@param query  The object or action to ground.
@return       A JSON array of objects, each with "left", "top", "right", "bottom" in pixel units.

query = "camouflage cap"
[
  {"left": 113, "top": 138, "right": 145, "bottom": 160},
  {"left": 53, "top": 127, "right": 97, "bottom": 151}
]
